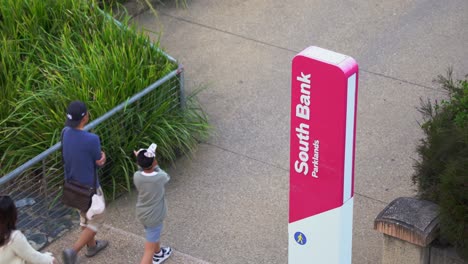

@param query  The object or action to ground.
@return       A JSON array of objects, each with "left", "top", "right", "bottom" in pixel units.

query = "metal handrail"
[
  {"left": 0, "top": 5, "right": 185, "bottom": 252},
  {"left": 0, "top": 69, "right": 179, "bottom": 186},
  {"left": 0, "top": 7, "right": 182, "bottom": 186}
]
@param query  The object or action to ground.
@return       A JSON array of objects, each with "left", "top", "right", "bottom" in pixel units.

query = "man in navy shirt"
[{"left": 62, "top": 101, "right": 108, "bottom": 264}]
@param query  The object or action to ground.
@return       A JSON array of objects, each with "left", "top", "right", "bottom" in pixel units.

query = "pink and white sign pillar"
[{"left": 289, "top": 46, "right": 358, "bottom": 264}]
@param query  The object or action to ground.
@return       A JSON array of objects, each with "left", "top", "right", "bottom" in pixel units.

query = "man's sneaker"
[
  {"left": 85, "top": 239, "right": 109, "bottom": 257},
  {"left": 153, "top": 247, "right": 172, "bottom": 264},
  {"left": 62, "top": 248, "right": 77, "bottom": 264}
]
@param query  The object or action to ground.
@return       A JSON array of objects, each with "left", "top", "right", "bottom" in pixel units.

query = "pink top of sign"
[{"left": 289, "top": 46, "right": 358, "bottom": 223}]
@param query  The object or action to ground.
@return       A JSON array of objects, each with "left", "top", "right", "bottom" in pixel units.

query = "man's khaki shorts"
[{"left": 79, "top": 187, "right": 105, "bottom": 232}]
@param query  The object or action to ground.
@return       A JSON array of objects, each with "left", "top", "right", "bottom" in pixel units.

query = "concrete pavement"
[
  {"left": 45, "top": 0, "right": 468, "bottom": 263},
  {"left": 132, "top": 0, "right": 467, "bottom": 263},
  {"left": 45, "top": 222, "right": 210, "bottom": 264}
]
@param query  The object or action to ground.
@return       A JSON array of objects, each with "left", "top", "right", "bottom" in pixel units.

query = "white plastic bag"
[{"left": 86, "top": 193, "right": 105, "bottom": 220}]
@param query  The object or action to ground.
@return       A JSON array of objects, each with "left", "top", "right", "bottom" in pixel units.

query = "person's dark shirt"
[{"left": 63, "top": 128, "right": 101, "bottom": 187}]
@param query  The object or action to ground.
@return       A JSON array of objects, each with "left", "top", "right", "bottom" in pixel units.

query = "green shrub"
[
  {"left": 439, "top": 158, "right": 468, "bottom": 259},
  {"left": 0, "top": 0, "right": 210, "bottom": 197},
  {"left": 413, "top": 69, "right": 468, "bottom": 259}
]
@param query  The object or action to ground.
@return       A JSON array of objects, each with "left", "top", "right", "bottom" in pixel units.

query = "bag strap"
[
  {"left": 93, "top": 154, "right": 97, "bottom": 191},
  {"left": 61, "top": 127, "right": 98, "bottom": 190},
  {"left": 60, "top": 127, "right": 69, "bottom": 165}
]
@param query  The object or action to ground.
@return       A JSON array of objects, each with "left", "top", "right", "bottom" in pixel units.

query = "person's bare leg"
[
  {"left": 72, "top": 227, "right": 97, "bottom": 252},
  {"left": 140, "top": 241, "right": 160, "bottom": 264}
]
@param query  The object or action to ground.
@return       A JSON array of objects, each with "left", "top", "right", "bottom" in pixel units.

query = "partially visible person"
[
  {"left": 134, "top": 147, "right": 172, "bottom": 264},
  {"left": 61, "top": 101, "right": 108, "bottom": 264},
  {"left": 0, "top": 195, "right": 58, "bottom": 264}
]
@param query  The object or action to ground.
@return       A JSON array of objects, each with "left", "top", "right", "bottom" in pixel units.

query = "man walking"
[{"left": 61, "top": 101, "right": 108, "bottom": 264}]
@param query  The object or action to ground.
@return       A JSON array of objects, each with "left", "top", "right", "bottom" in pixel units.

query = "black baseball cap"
[{"left": 65, "top": 101, "right": 87, "bottom": 127}]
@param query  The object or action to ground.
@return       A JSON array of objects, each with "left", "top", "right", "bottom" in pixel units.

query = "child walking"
[{"left": 134, "top": 147, "right": 172, "bottom": 264}]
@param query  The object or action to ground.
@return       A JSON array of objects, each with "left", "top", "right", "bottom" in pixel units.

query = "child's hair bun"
[{"left": 137, "top": 149, "right": 154, "bottom": 169}]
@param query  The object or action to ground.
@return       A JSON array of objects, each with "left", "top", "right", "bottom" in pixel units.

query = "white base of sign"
[{"left": 288, "top": 198, "right": 354, "bottom": 264}]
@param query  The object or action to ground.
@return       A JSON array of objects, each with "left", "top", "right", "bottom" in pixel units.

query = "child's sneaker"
[{"left": 153, "top": 247, "right": 172, "bottom": 263}]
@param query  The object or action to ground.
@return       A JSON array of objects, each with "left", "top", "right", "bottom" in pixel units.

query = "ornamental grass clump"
[
  {"left": 413, "top": 69, "right": 467, "bottom": 259},
  {"left": 0, "top": 0, "right": 210, "bottom": 197}
]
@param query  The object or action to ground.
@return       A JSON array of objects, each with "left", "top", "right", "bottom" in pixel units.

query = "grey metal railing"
[
  {"left": 0, "top": 61, "right": 184, "bottom": 252},
  {"left": 0, "top": 7, "right": 185, "bottom": 250}
]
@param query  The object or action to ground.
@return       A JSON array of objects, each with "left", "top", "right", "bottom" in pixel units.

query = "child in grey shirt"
[{"left": 134, "top": 148, "right": 172, "bottom": 264}]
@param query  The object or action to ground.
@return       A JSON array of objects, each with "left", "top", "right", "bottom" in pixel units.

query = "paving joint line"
[
  {"left": 203, "top": 142, "right": 390, "bottom": 205},
  {"left": 156, "top": 12, "right": 298, "bottom": 53},
  {"left": 132, "top": 10, "right": 408, "bottom": 210},
  {"left": 353, "top": 193, "right": 387, "bottom": 205},
  {"left": 203, "top": 142, "right": 289, "bottom": 172},
  {"left": 359, "top": 69, "right": 441, "bottom": 91},
  {"left": 154, "top": 12, "right": 441, "bottom": 92},
  {"left": 103, "top": 224, "right": 212, "bottom": 264}
]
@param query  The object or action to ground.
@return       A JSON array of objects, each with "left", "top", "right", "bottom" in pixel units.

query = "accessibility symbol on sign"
[{"left": 294, "top": 232, "right": 307, "bottom": 245}]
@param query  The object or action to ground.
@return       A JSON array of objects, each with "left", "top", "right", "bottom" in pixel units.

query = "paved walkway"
[
  {"left": 46, "top": 0, "right": 468, "bottom": 263},
  {"left": 46, "top": 219, "right": 209, "bottom": 264}
]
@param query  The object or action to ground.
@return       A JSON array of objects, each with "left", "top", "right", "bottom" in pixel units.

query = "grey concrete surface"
[
  {"left": 151, "top": 15, "right": 293, "bottom": 170},
  {"left": 128, "top": 1, "right": 467, "bottom": 264},
  {"left": 354, "top": 71, "right": 442, "bottom": 202},
  {"left": 106, "top": 144, "right": 289, "bottom": 263},
  {"left": 352, "top": 195, "right": 385, "bottom": 264},
  {"left": 84, "top": 146, "right": 385, "bottom": 264},
  {"left": 45, "top": 224, "right": 210, "bottom": 264},
  {"left": 41, "top": 1, "right": 466, "bottom": 264},
  {"left": 153, "top": 0, "right": 468, "bottom": 87}
]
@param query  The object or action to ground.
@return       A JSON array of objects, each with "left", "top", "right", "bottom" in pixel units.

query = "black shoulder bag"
[{"left": 60, "top": 127, "right": 97, "bottom": 212}]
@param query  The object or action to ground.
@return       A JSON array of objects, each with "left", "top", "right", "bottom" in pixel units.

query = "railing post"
[
  {"left": 42, "top": 159, "right": 50, "bottom": 234},
  {"left": 177, "top": 64, "right": 186, "bottom": 109}
]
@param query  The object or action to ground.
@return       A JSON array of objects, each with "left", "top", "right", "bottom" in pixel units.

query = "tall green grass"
[{"left": 0, "top": 0, "right": 210, "bottom": 197}]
